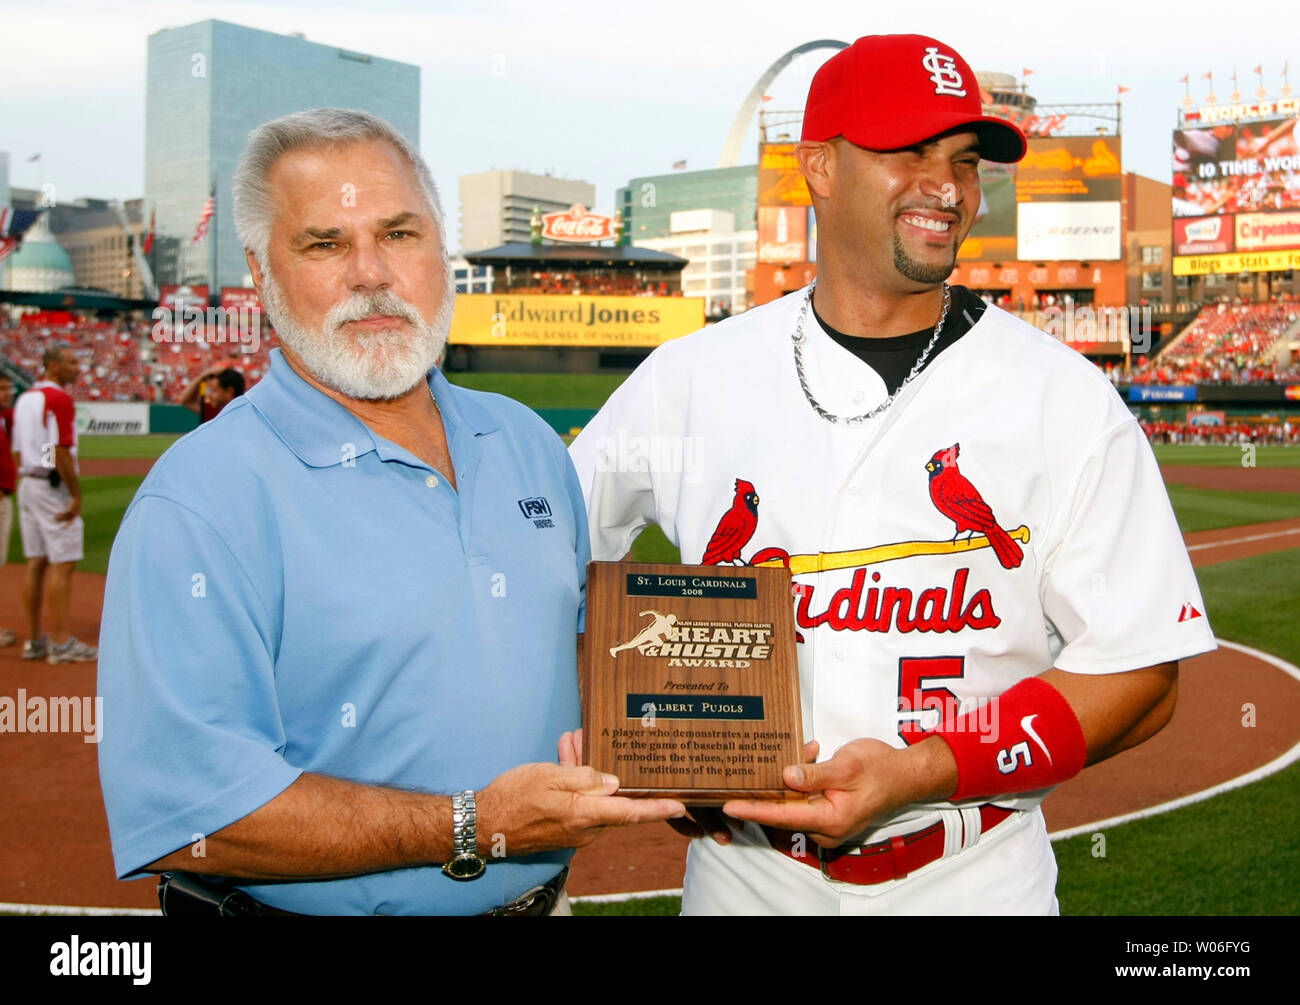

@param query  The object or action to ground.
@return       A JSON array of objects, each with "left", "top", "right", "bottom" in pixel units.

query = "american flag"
[
  {"left": 192, "top": 190, "right": 215, "bottom": 244},
  {"left": 672, "top": 159, "right": 687, "bottom": 170},
  {"left": 0, "top": 207, "right": 43, "bottom": 266}
]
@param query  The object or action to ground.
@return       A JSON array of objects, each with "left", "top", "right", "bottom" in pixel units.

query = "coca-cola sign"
[{"left": 542, "top": 204, "right": 615, "bottom": 243}]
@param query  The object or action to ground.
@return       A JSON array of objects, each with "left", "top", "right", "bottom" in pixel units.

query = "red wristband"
[{"left": 938, "top": 677, "right": 1087, "bottom": 801}]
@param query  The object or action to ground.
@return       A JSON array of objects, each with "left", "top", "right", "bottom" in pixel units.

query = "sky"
[{"left": 1, "top": 0, "right": 1295, "bottom": 252}]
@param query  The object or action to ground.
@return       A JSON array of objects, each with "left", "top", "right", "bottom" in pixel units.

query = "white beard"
[{"left": 259, "top": 266, "right": 454, "bottom": 401}]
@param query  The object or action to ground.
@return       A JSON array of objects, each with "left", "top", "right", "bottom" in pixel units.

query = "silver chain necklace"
[{"left": 792, "top": 283, "right": 950, "bottom": 426}]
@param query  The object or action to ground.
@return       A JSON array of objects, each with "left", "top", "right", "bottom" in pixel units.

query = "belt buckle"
[
  {"left": 495, "top": 884, "right": 545, "bottom": 917},
  {"left": 816, "top": 842, "right": 855, "bottom": 881},
  {"left": 489, "top": 867, "right": 567, "bottom": 917}
]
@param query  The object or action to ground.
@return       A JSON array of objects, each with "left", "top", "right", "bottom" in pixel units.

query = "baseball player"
[{"left": 569, "top": 34, "right": 1217, "bottom": 915}]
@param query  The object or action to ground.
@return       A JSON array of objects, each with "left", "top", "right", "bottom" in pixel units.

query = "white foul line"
[
  {"left": 1049, "top": 638, "right": 1300, "bottom": 841},
  {"left": 1186, "top": 526, "right": 1300, "bottom": 552},
  {"left": 0, "top": 903, "right": 159, "bottom": 916},
  {"left": 570, "top": 887, "right": 683, "bottom": 905}
]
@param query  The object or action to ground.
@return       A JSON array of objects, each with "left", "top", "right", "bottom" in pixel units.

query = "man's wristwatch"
[{"left": 442, "top": 789, "right": 487, "bottom": 881}]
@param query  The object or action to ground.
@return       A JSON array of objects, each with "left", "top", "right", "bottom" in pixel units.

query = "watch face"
[{"left": 443, "top": 855, "right": 486, "bottom": 881}]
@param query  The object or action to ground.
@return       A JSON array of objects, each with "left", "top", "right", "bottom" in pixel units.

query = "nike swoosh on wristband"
[{"left": 1021, "top": 714, "right": 1053, "bottom": 764}]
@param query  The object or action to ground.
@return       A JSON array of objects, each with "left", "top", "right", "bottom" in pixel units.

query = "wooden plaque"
[{"left": 581, "top": 561, "right": 804, "bottom": 804}]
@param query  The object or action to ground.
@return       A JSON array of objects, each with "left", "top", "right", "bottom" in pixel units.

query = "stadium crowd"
[
  {"left": 2, "top": 295, "right": 1297, "bottom": 446},
  {"left": 1141, "top": 418, "right": 1299, "bottom": 445},
  {"left": 1126, "top": 298, "right": 1300, "bottom": 385},
  {"left": 1, "top": 311, "right": 272, "bottom": 404}
]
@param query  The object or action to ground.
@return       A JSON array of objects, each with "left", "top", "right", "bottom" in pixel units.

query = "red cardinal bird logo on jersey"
[
  {"left": 702, "top": 479, "right": 760, "bottom": 565},
  {"left": 926, "top": 444, "right": 1024, "bottom": 570}
]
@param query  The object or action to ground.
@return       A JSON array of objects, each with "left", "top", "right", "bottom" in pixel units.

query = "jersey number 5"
[{"left": 896, "top": 656, "right": 965, "bottom": 745}]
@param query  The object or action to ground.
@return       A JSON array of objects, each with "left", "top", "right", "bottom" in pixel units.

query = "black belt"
[{"left": 158, "top": 867, "right": 569, "bottom": 917}]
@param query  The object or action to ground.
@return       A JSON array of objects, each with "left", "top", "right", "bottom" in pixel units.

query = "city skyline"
[{"left": 2, "top": 0, "right": 1296, "bottom": 255}]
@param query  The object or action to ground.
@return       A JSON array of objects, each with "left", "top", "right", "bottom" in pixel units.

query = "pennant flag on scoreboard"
[
  {"left": 1117, "top": 85, "right": 1131, "bottom": 95},
  {"left": 192, "top": 189, "right": 215, "bottom": 244},
  {"left": 0, "top": 207, "right": 43, "bottom": 265},
  {"left": 1179, "top": 75, "right": 1188, "bottom": 84},
  {"left": 1022, "top": 68, "right": 1035, "bottom": 77}
]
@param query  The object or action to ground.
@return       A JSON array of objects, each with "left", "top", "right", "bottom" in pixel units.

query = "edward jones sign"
[{"left": 450, "top": 294, "right": 705, "bottom": 347}]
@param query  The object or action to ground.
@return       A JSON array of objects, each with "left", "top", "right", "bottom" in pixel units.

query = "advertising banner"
[
  {"left": 1174, "top": 216, "right": 1234, "bottom": 255},
  {"left": 1173, "top": 115, "right": 1300, "bottom": 274},
  {"left": 1129, "top": 386, "right": 1198, "bottom": 403},
  {"left": 960, "top": 136, "right": 1122, "bottom": 261},
  {"left": 1015, "top": 137, "right": 1122, "bottom": 203},
  {"left": 158, "top": 284, "right": 209, "bottom": 311},
  {"left": 75, "top": 402, "right": 150, "bottom": 436},
  {"left": 220, "top": 287, "right": 261, "bottom": 311},
  {"left": 541, "top": 205, "right": 615, "bottom": 243},
  {"left": 449, "top": 294, "right": 705, "bottom": 347},
  {"left": 757, "top": 207, "right": 808, "bottom": 263},
  {"left": 758, "top": 143, "right": 811, "bottom": 207},
  {"left": 1173, "top": 249, "right": 1300, "bottom": 275},
  {"left": 1235, "top": 211, "right": 1300, "bottom": 251},
  {"left": 1017, "top": 201, "right": 1123, "bottom": 261},
  {"left": 1187, "top": 410, "right": 1226, "bottom": 427}
]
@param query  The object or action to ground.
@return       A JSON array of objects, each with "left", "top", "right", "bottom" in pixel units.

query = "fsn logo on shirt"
[
  {"left": 922, "top": 46, "right": 966, "bottom": 96},
  {"left": 518, "top": 496, "right": 554, "bottom": 529}
]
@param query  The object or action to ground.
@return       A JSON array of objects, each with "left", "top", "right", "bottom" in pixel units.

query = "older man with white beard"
[{"left": 96, "top": 109, "right": 683, "bottom": 917}]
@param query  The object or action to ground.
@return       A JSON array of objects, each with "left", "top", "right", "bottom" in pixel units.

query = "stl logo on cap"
[{"left": 921, "top": 46, "right": 966, "bottom": 97}]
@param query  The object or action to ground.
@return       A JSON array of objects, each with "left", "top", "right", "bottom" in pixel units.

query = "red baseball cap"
[{"left": 802, "top": 34, "right": 1026, "bottom": 163}]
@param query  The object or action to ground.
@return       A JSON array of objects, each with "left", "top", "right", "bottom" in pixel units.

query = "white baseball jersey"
[{"left": 570, "top": 286, "right": 1217, "bottom": 838}]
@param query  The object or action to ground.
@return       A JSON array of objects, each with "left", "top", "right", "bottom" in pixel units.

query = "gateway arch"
[{"left": 716, "top": 39, "right": 849, "bottom": 168}]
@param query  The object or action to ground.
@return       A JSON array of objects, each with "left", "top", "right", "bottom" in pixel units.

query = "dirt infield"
[
  {"left": 76, "top": 458, "right": 156, "bottom": 478},
  {"left": 1161, "top": 463, "right": 1300, "bottom": 495},
  {"left": 1, "top": 508, "right": 1297, "bottom": 909}
]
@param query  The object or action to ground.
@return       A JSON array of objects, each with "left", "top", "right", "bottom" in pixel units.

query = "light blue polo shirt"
[{"left": 97, "top": 349, "right": 588, "bottom": 915}]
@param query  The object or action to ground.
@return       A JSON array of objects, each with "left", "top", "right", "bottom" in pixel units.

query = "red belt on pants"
[{"left": 764, "top": 804, "right": 1014, "bottom": 885}]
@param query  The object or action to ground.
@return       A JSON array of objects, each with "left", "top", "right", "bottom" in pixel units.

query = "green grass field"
[
  {"left": 1165, "top": 485, "right": 1300, "bottom": 533},
  {"left": 446, "top": 372, "right": 627, "bottom": 409},
  {"left": 76, "top": 434, "right": 182, "bottom": 459},
  {"left": 1153, "top": 444, "right": 1300, "bottom": 468}
]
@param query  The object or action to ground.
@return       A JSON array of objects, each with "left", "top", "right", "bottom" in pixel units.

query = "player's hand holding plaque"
[{"left": 581, "top": 562, "right": 805, "bottom": 804}]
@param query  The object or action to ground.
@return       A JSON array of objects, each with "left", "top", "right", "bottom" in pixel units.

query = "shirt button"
[
  {"left": 834, "top": 647, "right": 847, "bottom": 660},
  {"left": 851, "top": 390, "right": 865, "bottom": 403},
  {"left": 425, "top": 474, "right": 439, "bottom": 488}
]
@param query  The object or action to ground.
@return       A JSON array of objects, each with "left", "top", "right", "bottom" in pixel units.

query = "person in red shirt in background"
[
  {"left": 0, "top": 374, "right": 16, "bottom": 648},
  {"left": 179, "top": 365, "right": 246, "bottom": 422},
  {"left": 12, "top": 345, "right": 97, "bottom": 664}
]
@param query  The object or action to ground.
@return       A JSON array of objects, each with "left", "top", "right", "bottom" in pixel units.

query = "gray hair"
[{"left": 233, "top": 108, "right": 446, "bottom": 268}]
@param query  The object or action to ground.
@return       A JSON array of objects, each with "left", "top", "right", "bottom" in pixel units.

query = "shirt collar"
[{"left": 246, "top": 349, "right": 498, "bottom": 469}]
